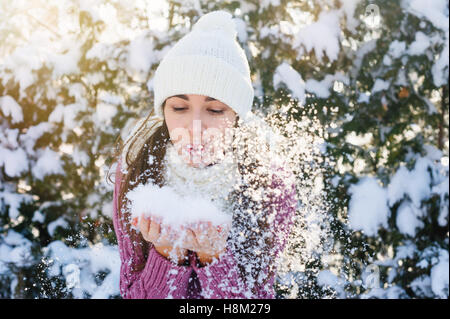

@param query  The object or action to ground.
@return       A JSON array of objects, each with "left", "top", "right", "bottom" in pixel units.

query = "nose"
[{"left": 187, "top": 113, "right": 208, "bottom": 145}]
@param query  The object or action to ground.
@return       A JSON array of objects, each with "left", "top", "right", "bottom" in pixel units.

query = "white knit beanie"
[{"left": 152, "top": 10, "right": 254, "bottom": 121}]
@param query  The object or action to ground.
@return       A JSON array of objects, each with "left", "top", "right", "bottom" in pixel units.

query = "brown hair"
[{"left": 107, "top": 100, "right": 277, "bottom": 293}]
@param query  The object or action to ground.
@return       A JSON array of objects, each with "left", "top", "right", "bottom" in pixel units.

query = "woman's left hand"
[{"left": 187, "top": 221, "right": 231, "bottom": 265}]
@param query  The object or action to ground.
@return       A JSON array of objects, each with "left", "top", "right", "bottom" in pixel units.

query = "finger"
[
  {"left": 184, "top": 227, "right": 200, "bottom": 251},
  {"left": 176, "top": 225, "right": 192, "bottom": 247},
  {"left": 198, "top": 222, "right": 217, "bottom": 254},
  {"left": 206, "top": 223, "right": 221, "bottom": 252},
  {"left": 193, "top": 222, "right": 209, "bottom": 245},
  {"left": 208, "top": 223, "right": 228, "bottom": 253},
  {"left": 160, "top": 223, "right": 177, "bottom": 244},
  {"left": 148, "top": 216, "right": 161, "bottom": 244},
  {"left": 147, "top": 215, "right": 153, "bottom": 234},
  {"left": 163, "top": 224, "right": 172, "bottom": 240},
  {"left": 207, "top": 222, "right": 219, "bottom": 238},
  {"left": 138, "top": 214, "right": 149, "bottom": 234}
]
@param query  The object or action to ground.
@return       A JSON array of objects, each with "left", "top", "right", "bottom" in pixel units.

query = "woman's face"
[{"left": 163, "top": 94, "right": 237, "bottom": 168}]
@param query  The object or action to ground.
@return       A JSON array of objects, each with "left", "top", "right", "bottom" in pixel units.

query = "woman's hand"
[
  {"left": 133, "top": 214, "right": 231, "bottom": 266},
  {"left": 135, "top": 214, "right": 189, "bottom": 265},
  {"left": 187, "top": 221, "right": 231, "bottom": 266}
]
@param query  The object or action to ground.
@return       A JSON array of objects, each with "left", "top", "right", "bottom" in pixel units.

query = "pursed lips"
[{"left": 182, "top": 143, "right": 216, "bottom": 167}]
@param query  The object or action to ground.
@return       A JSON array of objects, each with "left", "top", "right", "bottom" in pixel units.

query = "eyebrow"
[{"left": 173, "top": 94, "right": 217, "bottom": 102}]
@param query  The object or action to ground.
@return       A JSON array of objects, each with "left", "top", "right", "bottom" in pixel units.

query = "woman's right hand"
[{"left": 136, "top": 214, "right": 189, "bottom": 265}]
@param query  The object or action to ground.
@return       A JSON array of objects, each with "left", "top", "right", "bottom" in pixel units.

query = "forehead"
[{"left": 168, "top": 94, "right": 217, "bottom": 102}]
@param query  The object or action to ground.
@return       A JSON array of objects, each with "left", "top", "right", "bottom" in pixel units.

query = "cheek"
[
  {"left": 217, "top": 113, "right": 236, "bottom": 131},
  {"left": 225, "top": 113, "right": 237, "bottom": 127},
  {"left": 165, "top": 117, "right": 187, "bottom": 142},
  {"left": 203, "top": 116, "right": 235, "bottom": 142},
  {"left": 208, "top": 111, "right": 236, "bottom": 128}
]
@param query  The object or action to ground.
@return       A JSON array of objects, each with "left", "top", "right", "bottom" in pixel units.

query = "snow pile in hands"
[{"left": 126, "top": 182, "right": 232, "bottom": 227}]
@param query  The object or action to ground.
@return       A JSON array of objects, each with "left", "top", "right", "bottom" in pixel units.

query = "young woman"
[{"left": 109, "top": 10, "right": 298, "bottom": 299}]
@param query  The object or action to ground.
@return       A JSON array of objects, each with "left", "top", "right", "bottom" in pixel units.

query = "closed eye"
[
  {"left": 172, "top": 106, "right": 187, "bottom": 112},
  {"left": 208, "top": 109, "right": 224, "bottom": 114}
]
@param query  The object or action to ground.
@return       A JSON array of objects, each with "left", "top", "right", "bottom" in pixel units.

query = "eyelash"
[{"left": 172, "top": 107, "right": 224, "bottom": 114}]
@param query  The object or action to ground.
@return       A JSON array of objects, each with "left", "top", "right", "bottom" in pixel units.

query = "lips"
[
  {"left": 183, "top": 143, "right": 205, "bottom": 155},
  {"left": 179, "top": 143, "right": 220, "bottom": 167}
]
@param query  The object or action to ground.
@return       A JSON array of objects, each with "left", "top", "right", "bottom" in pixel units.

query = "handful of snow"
[{"left": 126, "top": 183, "right": 232, "bottom": 228}]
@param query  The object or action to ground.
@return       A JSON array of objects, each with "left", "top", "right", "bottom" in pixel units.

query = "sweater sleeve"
[
  {"left": 112, "top": 157, "right": 193, "bottom": 299},
  {"left": 191, "top": 163, "right": 298, "bottom": 299},
  {"left": 256, "top": 163, "right": 297, "bottom": 298}
]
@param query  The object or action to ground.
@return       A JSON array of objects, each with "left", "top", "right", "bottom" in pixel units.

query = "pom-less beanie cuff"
[{"left": 153, "top": 54, "right": 254, "bottom": 120}]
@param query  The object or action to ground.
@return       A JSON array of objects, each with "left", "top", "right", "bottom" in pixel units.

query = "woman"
[{"left": 109, "top": 10, "right": 297, "bottom": 299}]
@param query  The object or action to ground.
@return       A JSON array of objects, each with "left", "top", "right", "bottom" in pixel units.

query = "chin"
[{"left": 187, "top": 161, "right": 215, "bottom": 168}]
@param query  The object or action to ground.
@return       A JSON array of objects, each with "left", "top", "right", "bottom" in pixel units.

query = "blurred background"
[{"left": 0, "top": 0, "right": 448, "bottom": 299}]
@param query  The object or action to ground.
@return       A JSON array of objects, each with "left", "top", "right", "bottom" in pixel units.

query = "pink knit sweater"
[{"left": 112, "top": 158, "right": 297, "bottom": 299}]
